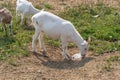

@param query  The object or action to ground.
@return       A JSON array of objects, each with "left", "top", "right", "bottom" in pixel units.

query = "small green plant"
[
  {"left": 103, "top": 60, "right": 112, "bottom": 71},
  {"left": 103, "top": 55, "right": 120, "bottom": 71},
  {"left": 44, "top": 3, "right": 54, "bottom": 10},
  {"left": 35, "top": 5, "right": 42, "bottom": 10},
  {"left": 7, "top": 59, "right": 17, "bottom": 66}
]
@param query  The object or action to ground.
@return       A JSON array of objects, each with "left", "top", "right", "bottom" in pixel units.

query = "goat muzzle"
[{"left": 81, "top": 54, "right": 86, "bottom": 59}]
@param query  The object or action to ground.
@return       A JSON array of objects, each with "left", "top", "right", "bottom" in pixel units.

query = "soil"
[
  {"left": 0, "top": 47, "right": 120, "bottom": 80},
  {"left": 0, "top": 0, "right": 120, "bottom": 80}
]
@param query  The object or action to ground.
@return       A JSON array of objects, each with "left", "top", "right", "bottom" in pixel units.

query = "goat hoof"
[
  {"left": 30, "top": 50, "right": 37, "bottom": 54},
  {"left": 42, "top": 51, "right": 48, "bottom": 57}
]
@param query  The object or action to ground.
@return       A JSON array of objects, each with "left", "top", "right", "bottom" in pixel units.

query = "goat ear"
[{"left": 87, "top": 37, "right": 91, "bottom": 44}]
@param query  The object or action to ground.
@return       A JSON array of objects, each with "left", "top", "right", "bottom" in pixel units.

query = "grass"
[
  {"left": 0, "top": 2, "right": 120, "bottom": 61},
  {"left": 44, "top": 3, "right": 54, "bottom": 10},
  {"left": 107, "top": 55, "right": 120, "bottom": 61},
  {"left": 0, "top": 2, "right": 34, "bottom": 60}
]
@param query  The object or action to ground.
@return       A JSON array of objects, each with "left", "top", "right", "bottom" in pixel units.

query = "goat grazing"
[
  {"left": 31, "top": 10, "right": 91, "bottom": 60},
  {"left": 16, "top": 0, "right": 40, "bottom": 25},
  {"left": 0, "top": 7, "right": 13, "bottom": 35}
]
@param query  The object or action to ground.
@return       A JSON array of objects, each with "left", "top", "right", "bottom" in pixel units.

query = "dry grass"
[{"left": 1, "top": 0, "right": 120, "bottom": 13}]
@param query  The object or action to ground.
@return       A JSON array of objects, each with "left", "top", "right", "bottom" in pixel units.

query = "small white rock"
[{"left": 72, "top": 53, "right": 82, "bottom": 60}]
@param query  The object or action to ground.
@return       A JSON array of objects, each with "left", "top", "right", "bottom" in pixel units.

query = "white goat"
[
  {"left": 0, "top": 7, "right": 13, "bottom": 35},
  {"left": 31, "top": 10, "right": 91, "bottom": 60},
  {"left": 16, "top": 0, "right": 40, "bottom": 25}
]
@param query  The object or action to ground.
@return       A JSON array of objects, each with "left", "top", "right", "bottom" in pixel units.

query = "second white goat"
[
  {"left": 16, "top": 0, "right": 40, "bottom": 25},
  {"left": 32, "top": 10, "right": 90, "bottom": 60}
]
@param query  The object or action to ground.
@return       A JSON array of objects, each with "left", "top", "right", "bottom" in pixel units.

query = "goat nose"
[{"left": 81, "top": 54, "right": 86, "bottom": 59}]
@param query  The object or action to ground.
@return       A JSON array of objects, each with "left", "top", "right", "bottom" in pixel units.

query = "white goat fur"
[
  {"left": 32, "top": 11, "right": 89, "bottom": 60},
  {"left": 16, "top": 0, "right": 40, "bottom": 24},
  {"left": 0, "top": 7, "right": 12, "bottom": 35}
]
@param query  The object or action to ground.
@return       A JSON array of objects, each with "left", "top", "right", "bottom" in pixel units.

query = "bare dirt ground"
[
  {"left": 0, "top": 47, "right": 120, "bottom": 80},
  {"left": 0, "top": 0, "right": 120, "bottom": 80}
]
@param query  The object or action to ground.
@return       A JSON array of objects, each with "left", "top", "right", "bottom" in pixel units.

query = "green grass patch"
[
  {"left": 0, "top": 4, "right": 34, "bottom": 61},
  {"left": 107, "top": 56, "right": 120, "bottom": 61}
]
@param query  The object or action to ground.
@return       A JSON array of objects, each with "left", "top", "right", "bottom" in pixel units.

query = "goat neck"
[{"left": 29, "top": 5, "right": 40, "bottom": 15}]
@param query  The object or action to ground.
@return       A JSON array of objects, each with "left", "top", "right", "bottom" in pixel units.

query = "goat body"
[
  {"left": 0, "top": 7, "right": 12, "bottom": 35},
  {"left": 16, "top": 0, "right": 40, "bottom": 25},
  {"left": 32, "top": 11, "right": 89, "bottom": 60}
]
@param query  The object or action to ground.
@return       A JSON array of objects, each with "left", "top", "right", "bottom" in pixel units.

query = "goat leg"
[
  {"left": 9, "top": 22, "right": 13, "bottom": 35},
  {"left": 2, "top": 23, "right": 7, "bottom": 35}
]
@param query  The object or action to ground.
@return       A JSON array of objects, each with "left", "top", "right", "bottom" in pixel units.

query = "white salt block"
[{"left": 72, "top": 53, "right": 82, "bottom": 60}]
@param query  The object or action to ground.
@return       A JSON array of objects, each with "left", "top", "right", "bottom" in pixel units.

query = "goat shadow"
[{"left": 33, "top": 52, "right": 94, "bottom": 69}]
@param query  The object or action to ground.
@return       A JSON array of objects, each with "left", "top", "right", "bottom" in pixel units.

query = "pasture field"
[{"left": 0, "top": 0, "right": 120, "bottom": 80}]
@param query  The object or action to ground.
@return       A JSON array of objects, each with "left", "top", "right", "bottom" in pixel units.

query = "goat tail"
[{"left": 32, "top": 17, "right": 39, "bottom": 27}]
